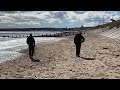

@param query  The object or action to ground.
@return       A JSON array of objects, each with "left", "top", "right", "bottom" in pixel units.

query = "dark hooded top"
[
  {"left": 26, "top": 35, "right": 35, "bottom": 47},
  {"left": 74, "top": 33, "right": 85, "bottom": 45}
]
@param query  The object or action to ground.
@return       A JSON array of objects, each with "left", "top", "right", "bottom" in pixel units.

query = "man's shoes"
[
  {"left": 29, "top": 55, "right": 33, "bottom": 59},
  {"left": 76, "top": 55, "right": 80, "bottom": 57}
]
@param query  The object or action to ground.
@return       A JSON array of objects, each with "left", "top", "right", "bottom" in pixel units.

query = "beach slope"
[{"left": 0, "top": 30, "right": 120, "bottom": 79}]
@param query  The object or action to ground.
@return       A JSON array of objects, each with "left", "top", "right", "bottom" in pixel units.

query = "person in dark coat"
[
  {"left": 26, "top": 33, "right": 35, "bottom": 58},
  {"left": 74, "top": 32, "right": 85, "bottom": 57}
]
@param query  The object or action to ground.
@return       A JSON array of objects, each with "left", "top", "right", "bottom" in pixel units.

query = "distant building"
[{"left": 80, "top": 25, "right": 85, "bottom": 30}]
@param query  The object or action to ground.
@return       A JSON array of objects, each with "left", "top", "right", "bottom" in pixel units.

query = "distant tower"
[
  {"left": 103, "top": 16, "right": 104, "bottom": 25},
  {"left": 81, "top": 25, "right": 84, "bottom": 30},
  {"left": 66, "top": 26, "right": 67, "bottom": 29},
  {"left": 81, "top": 25, "right": 84, "bottom": 28}
]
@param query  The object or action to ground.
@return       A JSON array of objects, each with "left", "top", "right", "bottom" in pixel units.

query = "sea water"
[{"left": 0, "top": 31, "right": 63, "bottom": 63}]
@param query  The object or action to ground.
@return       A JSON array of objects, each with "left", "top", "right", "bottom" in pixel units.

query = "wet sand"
[{"left": 0, "top": 29, "right": 120, "bottom": 79}]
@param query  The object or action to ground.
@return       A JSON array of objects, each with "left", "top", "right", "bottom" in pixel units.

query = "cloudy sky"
[{"left": 0, "top": 11, "right": 120, "bottom": 28}]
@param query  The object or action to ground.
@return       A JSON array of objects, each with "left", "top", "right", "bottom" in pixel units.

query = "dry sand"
[{"left": 0, "top": 29, "right": 120, "bottom": 79}]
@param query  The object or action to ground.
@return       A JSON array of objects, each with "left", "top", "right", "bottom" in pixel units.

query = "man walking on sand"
[
  {"left": 74, "top": 32, "right": 85, "bottom": 57},
  {"left": 26, "top": 33, "right": 35, "bottom": 58}
]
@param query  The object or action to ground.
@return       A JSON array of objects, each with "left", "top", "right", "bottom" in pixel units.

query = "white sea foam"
[
  {"left": 0, "top": 37, "right": 63, "bottom": 63},
  {"left": 0, "top": 37, "right": 62, "bottom": 50}
]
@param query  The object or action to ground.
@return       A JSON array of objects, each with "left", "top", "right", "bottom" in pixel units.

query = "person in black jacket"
[
  {"left": 74, "top": 32, "right": 85, "bottom": 57},
  {"left": 26, "top": 33, "right": 35, "bottom": 58}
]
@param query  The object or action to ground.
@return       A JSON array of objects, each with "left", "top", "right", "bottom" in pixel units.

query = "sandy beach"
[{"left": 0, "top": 29, "right": 120, "bottom": 79}]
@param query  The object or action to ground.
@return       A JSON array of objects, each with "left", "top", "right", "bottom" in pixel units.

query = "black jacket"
[
  {"left": 26, "top": 36, "right": 35, "bottom": 47},
  {"left": 74, "top": 34, "right": 85, "bottom": 45}
]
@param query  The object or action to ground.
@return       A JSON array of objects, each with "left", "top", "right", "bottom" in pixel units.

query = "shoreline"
[{"left": 0, "top": 37, "right": 64, "bottom": 64}]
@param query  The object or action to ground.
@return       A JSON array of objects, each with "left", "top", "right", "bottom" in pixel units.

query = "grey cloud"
[
  {"left": 52, "top": 11, "right": 66, "bottom": 19},
  {"left": 0, "top": 11, "right": 120, "bottom": 28},
  {"left": 21, "top": 16, "right": 39, "bottom": 20},
  {"left": 0, "top": 13, "right": 4, "bottom": 16},
  {"left": 75, "top": 11, "right": 86, "bottom": 14},
  {"left": 1, "top": 11, "right": 20, "bottom": 14}
]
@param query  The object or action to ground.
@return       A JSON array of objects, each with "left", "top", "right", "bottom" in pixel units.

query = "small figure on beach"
[
  {"left": 26, "top": 33, "right": 35, "bottom": 58},
  {"left": 74, "top": 32, "right": 85, "bottom": 57}
]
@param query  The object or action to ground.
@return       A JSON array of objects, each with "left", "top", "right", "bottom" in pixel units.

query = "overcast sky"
[{"left": 0, "top": 11, "right": 120, "bottom": 28}]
